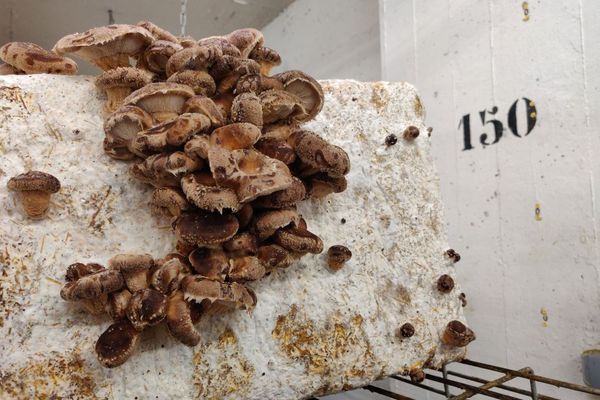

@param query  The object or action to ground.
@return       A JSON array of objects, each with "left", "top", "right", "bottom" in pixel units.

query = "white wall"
[
  {"left": 381, "top": 0, "right": 600, "bottom": 398},
  {"left": 262, "top": 0, "right": 381, "bottom": 81}
]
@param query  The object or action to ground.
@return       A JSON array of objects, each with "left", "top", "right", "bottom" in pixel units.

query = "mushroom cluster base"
[{"left": 0, "top": 75, "right": 467, "bottom": 399}]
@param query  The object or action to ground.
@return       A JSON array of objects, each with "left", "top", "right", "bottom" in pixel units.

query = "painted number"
[{"left": 459, "top": 98, "right": 537, "bottom": 151}]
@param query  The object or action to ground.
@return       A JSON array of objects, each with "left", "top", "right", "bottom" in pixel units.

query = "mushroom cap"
[
  {"left": 60, "top": 269, "right": 124, "bottom": 300},
  {"left": 182, "top": 96, "right": 224, "bottom": 128},
  {"left": 0, "top": 42, "right": 78, "bottom": 74},
  {"left": 437, "top": 274, "right": 455, "bottom": 293},
  {"left": 261, "top": 123, "right": 295, "bottom": 141},
  {"left": 175, "top": 211, "right": 239, "bottom": 246},
  {"left": 253, "top": 208, "right": 300, "bottom": 241},
  {"left": 441, "top": 320, "right": 476, "bottom": 347},
  {"left": 198, "top": 36, "right": 241, "bottom": 57},
  {"left": 223, "top": 232, "right": 258, "bottom": 257},
  {"left": 210, "top": 122, "right": 261, "bottom": 150},
  {"left": 209, "top": 148, "right": 294, "bottom": 203},
  {"left": 259, "top": 89, "right": 308, "bottom": 124},
  {"left": 252, "top": 177, "right": 306, "bottom": 209},
  {"left": 109, "top": 253, "right": 154, "bottom": 274},
  {"left": 304, "top": 173, "right": 347, "bottom": 198},
  {"left": 209, "top": 55, "right": 260, "bottom": 81},
  {"left": 212, "top": 92, "right": 235, "bottom": 120},
  {"left": 181, "top": 172, "right": 240, "bottom": 213},
  {"left": 274, "top": 226, "right": 324, "bottom": 254},
  {"left": 137, "top": 21, "right": 178, "bottom": 43},
  {"left": 0, "top": 63, "right": 23, "bottom": 75},
  {"left": 126, "top": 288, "right": 167, "bottom": 331},
  {"left": 257, "top": 244, "right": 297, "bottom": 271},
  {"left": 231, "top": 93, "right": 263, "bottom": 129},
  {"left": 7, "top": 171, "right": 61, "bottom": 193},
  {"left": 151, "top": 187, "right": 190, "bottom": 217},
  {"left": 227, "top": 256, "right": 265, "bottom": 282},
  {"left": 327, "top": 245, "right": 352, "bottom": 271},
  {"left": 249, "top": 46, "right": 281, "bottom": 75},
  {"left": 165, "top": 44, "right": 222, "bottom": 77},
  {"left": 167, "top": 70, "right": 216, "bottom": 96},
  {"left": 129, "top": 153, "right": 190, "bottom": 187},
  {"left": 103, "top": 136, "right": 137, "bottom": 160},
  {"left": 53, "top": 24, "right": 154, "bottom": 69},
  {"left": 95, "top": 319, "right": 140, "bottom": 368},
  {"left": 65, "top": 262, "right": 105, "bottom": 282},
  {"left": 275, "top": 70, "right": 324, "bottom": 122},
  {"left": 255, "top": 138, "right": 296, "bottom": 164},
  {"left": 151, "top": 258, "right": 185, "bottom": 295},
  {"left": 95, "top": 66, "right": 155, "bottom": 90},
  {"left": 122, "top": 82, "right": 195, "bottom": 116},
  {"left": 235, "top": 203, "right": 254, "bottom": 229},
  {"left": 166, "top": 291, "right": 201, "bottom": 346},
  {"left": 236, "top": 74, "right": 284, "bottom": 94},
  {"left": 177, "top": 35, "right": 198, "bottom": 48},
  {"left": 292, "top": 130, "right": 350, "bottom": 176},
  {"left": 135, "top": 112, "right": 211, "bottom": 152},
  {"left": 225, "top": 28, "right": 264, "bottom": 58},
  {"left": 184, "top": 134, "right": 211, "bottom": 160},
  {"left": 104, "top": 104, "right": 153, "bottom": 146},
  {"left": 107, "top": 289, "right": 132, "bottom": 320},
  {"left": 142, "top": 40, "right": 183, "bottom": 73},
  {"left": 188, "top": 247, "right": 228, "bottom": 280},
  {"left": 181, "top": 275, "right": 256, "bottom": 311}
]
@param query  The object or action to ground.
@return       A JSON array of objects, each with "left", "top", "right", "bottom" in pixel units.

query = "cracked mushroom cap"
[
  {"left": 252, "top": 177, "right": 306, "bottom": 209},
  {"left": 210, "top": 122, "right": 261, "bottom": 150},
  {"left": 253, "top": 208, "right": 301, "bottom": 241},
  {"left": 198, "top": 36, "right": 241, "bottom": 57},
  {"left": 255, "top": 138, "right": 296, "bottom": 164},
  {"left": 249, "top": 46, "right": 281, "bottom": 75},
  {"left": 274, "top": 225, "right": 324, "bottom": 254},
  {"left": 291, "top": 130, "right": 350, "bottom": 177},
  {"left": 257, "top": 244, "right": 297, "bottom": 271},
  {"left": 107, "top": 289, "right": 132, "bottom": 320},
  {"left": 225, "top": 28, "right": 264, "bottom": 58},
  {"left": 95, "top": 67, "right": 155, "bottom": 112},
  {"left": 7, "top": 171, "right": 61, "bottom": 193},
  {"left": 236, "top": 74, "right": 284, "bottom": 94},
  {"left": 126, "top": 288, "right": 167, "bottom": 331},
  {"left": 95, "top": 319, "right": 140, "bottom": 368},
  {"left": 108, "top": 254, "right": 154, "bottom": 293},
  {"left": 151, "top": 187, "right": 189, "bottom": 217},
  {"left": 60, "top": 269, "right": 124, "bottom": 300},
  {"left": 275, "top": 70, "right": 324, "bottom": 122},
  {"left": 227, "top": 256, "right": 265, "bottom": 282},
  {"left": 53, "top": 24, "right": 154, "bottom": 70},
  {"left": 181, "top": 172, "right": 240, "bottom": 213},
  {"left": 441, "top": 320, "right": 476, "bottom": 347},
  {"left": 304, "top": 173, "right": 347, "bottom": 198},
  {"left": 182, "top": 96, "right": 224, "bottom": 128},
  {"left": 181, "top": 275, "right": 256, "bottom": 313},
  {"left": 104, "top": 105, "right": 153, "bottom": 149},
  {"left": 188, "top": 247, "right": 228, "bottom": 281},
  {"left": 0, "top": 42, "right": 78, "bottom": 74},
  {"left": 151, "top": 258, "right": 186, "bottom": 295},
  {"left": 141, "top": 40, "right": 183, "bottom": 74},
  {"left": 175, "top": 211, "right": 239, "bottom": 246},
  {"left": 184, "top": 134, "right": 211, "bottom": 160},
  {"left": 209, "top": 148, "right": 294, "bottom": 203},
  {"left": 130, "top": 151, "right": 203, "bottom": 187},
  {"left": 165, "top": 43, "right": 222, "bottom": 77},
  {"left": 65, "top": 262, "right": 105, "bottom": 282},
  {"left": 259, "top": 89, "right": 307, "bottom": 124},
  {"left": 133, "top": 112, "right": 211, "bottom": 154},
  {"left": 223, "top": 232, "right": 258, "bottom": 257},
  {"left": 122, "top": 82, "right": 195, "bottom": 122},
  {"left": 231, "top": 93, "right": 263, "bottom": 129},
  {"left": 137, "top": 21, "right": 178, "bottom": 43},
  {"left": 167, "top": 70, "right": 216, "bottom": 96},
  {"left": 166, "top": 290, "right": 201, "bottom": 346}
]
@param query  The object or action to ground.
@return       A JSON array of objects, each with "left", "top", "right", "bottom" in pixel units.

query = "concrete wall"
[
  {"left": 380, "top": 0, "right": 600, "bottom": 398},
  {"left": 262, "top": 0, "right": 381, "bottom": 81}
]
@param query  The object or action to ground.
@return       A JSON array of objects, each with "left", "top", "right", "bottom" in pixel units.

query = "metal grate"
[{"left": 312, "top": 359, "right": 600, "bottom": 399}]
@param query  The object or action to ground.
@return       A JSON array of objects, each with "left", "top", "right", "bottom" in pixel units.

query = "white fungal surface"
[{"left": 0, "top": 75, "right": 467, "bottom": 399}]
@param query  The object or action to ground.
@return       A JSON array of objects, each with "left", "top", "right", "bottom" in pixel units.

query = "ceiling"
[{"left": 0, "top": 0, "right": 293, "bottom": 74}]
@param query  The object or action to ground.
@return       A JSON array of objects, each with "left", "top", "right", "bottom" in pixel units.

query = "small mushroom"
[
  {"left": 108, "top": 254, "right": 154, "bottom": 292},
  {"left": 181, "top": 172, "right": 240, "bottom": 213},
  {"left": 181, "top": 275, "right": 256, "bottom": 314},
  {"left": 175, "top": 212, "right": 239, "bottom": 246},
  {"left": 253, "top": 208, "right": 301, "bottom": 241},
  {"left": 184, "top": 134, "right": 211, "bottom": 160},
  {"left": 291, "top": 130, "right": 350, "bottom": 177},
  {"left": 236, "top": 74, "right": 284, "bottom": 94},
  {"left": 151, "top": 258, "right": 186, "bottom": 295},
  {"left": 60, "top": 269, "right": 124, "bottom": 301},
  {"left": 445, "top": 249, "right": 461, "bottom": 263},
  {"left": 122, "top": 82, "right": 195, "bottom": 122},
  {"left": 210, "top": 122, "right": 261, "bottom": 150},
  {"left": 165, "top": 43, "right": 222, "bottom": 77},
  {"left": 151, "top": 187, "right": 189, "bottom": 217},
  {"left": 104, "top": 105, "right": 153, "bottom": 158},
  {"left": 167, "top": 70, "right": 216, "bottom": 96},
  {"left": 259, "top": 89, "right": 307, "bottom": 124},
  {"left": 140, "top": 40, "right": 183, "bottom": 74},
  {"left": 441, "top": 320, "right": 476, "bottom": 347},
  {"left": 327, "top": 245, "right": 352, "bottom": 271},
  {"left": 252, "top": 177, "right": 306, "bottom": 209},
  {"left": 7, "top": 171, "right": 61, "bottom": 219},
  {"left": 95, "top": 67, "right": 155, "bottom": 113},
  {"left": 0, "top": 42, "right": 78, "bottom": 74},
  {"left": 436, "top": 274, "right": 455, "bottom": 293},
  {"left": 137, "top": 21, "right": 178, "bottom": 43},
  {"left": 225, "top": 28, "right": 264, "bottom": 58},
  {"left": 257, "top": 244, "right": 297, "bottom": 271},
  {"left": 166, "top": 290, "right": 201, "bottom": 346},
  {"left": 249, "top": 46, "right": 281, "bottom": 75},
  {"left": 53, "top": 24, "right": 154, "bottom": 70},
  {"left": 63, "top": 262, "right": 110, "bottom": 315},
  {"left": 304, "top": 173, "right": 347, "bottom": 198},
  {"left": 188, "top": 247, "right": 228, "bottom": 281},
  {"left": 126, "top": 288, "right": 167, "bottom": 331},
  {"left": 223, "top": 232, "right": 258, "bottom": 257},
  {"left": 227, "top": 256, "right": 265, "bottom": 282},
  {"left": 255, "top": 138, "right": 296, "bottom": 165},
  {"left": 274, "top": 226, "right": 324, "bottom": 254},
  {"left": 95, "top": 319, "right": 140, "bottom": 368},
  {"left": 182, "top": 95, "right": 224, "bottom": 128},
  {"left": 395, "top": 322, "right": 415, "bottom": 339},
  {"left": 409, "top": 369, "right": 426, "bottom": 383},
  {"left": 208, "top": 148, "right": 294, "bottom": 203},
  {"left": 231, "top": 93, "right": 263, "bottom": 129},
  {"left": 403, "top": 126, "right": 420, "bottom": 140},
  {"left": 107, "top": 289, "right": 132, "bottom": 320},
  {"left": 275, "top": 70, "right": 324, "bottom": 122}
]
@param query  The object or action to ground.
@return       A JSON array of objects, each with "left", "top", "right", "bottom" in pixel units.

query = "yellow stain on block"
[
  {"left": 540, "top": 307, "right": 549, "bottom": 327},
  {"left": 535, "top": 202, "right": 542, "bottom": 221},
  {"left": 522, "top": 2, "right": 530, "bottom": 21}
]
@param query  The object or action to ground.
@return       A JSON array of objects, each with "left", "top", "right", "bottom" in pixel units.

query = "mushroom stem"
[
  {"left": 94, "top": 54, "right": 131, "bottom": 70},
  {"left": 18, "top": 190, "right": 51, "bottom": 219},
  {"left": 105, "top": 87, "right": 135, "bottom": 113},
  {"left": 153, "top": 111, "right": 179, "bottom": 123}
]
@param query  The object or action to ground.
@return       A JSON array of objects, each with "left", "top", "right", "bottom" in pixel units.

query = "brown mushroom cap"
[
  {"left": 304, "top": 173, "right": 347, "bottom": 198},
  {"left": 231, "top": 93, "right": 263, "bottom": 129},
  {"left": 165, "top": 44, "right": 222, "bottom": 77},
  {"left": 166, "top": 290, "right": 201, "bottom": 346},
  {"left": 0, "top": 42, "right": 78, "bottom": 75},
  {"left": 130, "top": 152, "right": 202, "bottom": 187},
  {"left": 137, "top": 21, "right": 178, "bottom": 43},
  {"left": 249, "top": 46, "right": 281, "bottom": 75},
  {"left": 198, "top": 36, "right": 241, "bottom": 57},
  {"left": 175, "top": 211, "right": 239, "bottom": 246},
  {"left": 151, "top": 258, "right": 185, "bottom": 295},
  {"left": 7, "top": 171, "right": 60, "bottom": 193},
  {"left": 225, "top": 28, "right": 264, "bottom": 58},
  {"left": 181, "top": 275, "right": 256, "bottom": 313},
  {"left": 227, "top": 256, "right": 265, "bottom": 282},
  {"left": 275, "top": 70, "right": 324, "bottom": 122},
  {"left": 257, "top": 244, "right": 297, "bottom": 271},
  {"left": 327, "top": 245, "right": 352, "bottom": 271},
  {"left": 210, "top": 123, "right": 261, "bottom": 150},
  {"left": 274, "top": 226, "right": 324, "bottom": 254},
  {"left": 60, "top": 269, "right": 124, "bottom": 300},
  {"left": 53, "top": 24, "right": 154, "bottom": 70},
  {"left": 177, "top": 35, "right": 198, "bottom": 48},
  {"left": 236, "top": 74, "right": 284, "bottom": 94},
  {"left": 167, "top": 70, "right": 216, "bottom": 96},
  {"left": 253, "top": 208, "right": 301, "bottom": 241},
  {"left": 126, "top": 288, "right": 167, "bottom": 331},
  {"left": 255, "top": 138, "right": 296, "bottom": 164},
  {"left": 182, "top": 96, "right": 224, "bottom": 128},
  {"left": 262, "top": 123, "right": 295, "bottom": 141},
  {"left": 209, "top": 55, "right": 260, "bottom": 82},
  {"left": 65, "top": 262, "right": 105, "bottom": 282},
  {"left": 104, "top": 105, "right": 153, "bottom": 150},
  {"left": 141, "top": 40, "right": 183, "bottom": 74},
  {"left": 95, "top": 67, "right": 155, "bottom": 112},
  {"left": 95, "top": 319, "right": 140, "bottom": 368},
  {"left": 212, "top": 92, "right": 235, "bottom": 120},
  {"left": 108, "top": 254, "right": 154, "bottom": 293},
  {"left": 181, "top": 172, "right": 240, "bottom": 213},
  {"left": 252, "top": 177, "right": 306, "bottom": 209},
  {"left": 188, "top": 247, "right": 228, "bottom": 280},
  {"left": 122, "top": 82, "right": 195, "bottom": 122},
  {"left": 259, "top": 89, "right": 307, "bottom": 124},
  {"left": 209, "top": 148, "right": 294, "bottom": 203},
  {"left": 151, "top": 187, "right": 189, "bottom": 217},
  {"left": 292, "top": 130, "right": 351, "bottom": 176},
  {"left": 223, "top": 232, "right": 258, "bottom": 257},
  {"left": 441, "top": 320, "right": 476, "bottom": 347},
  {"left": 184, "top": 134, "right": 211, "bottom": 160}
]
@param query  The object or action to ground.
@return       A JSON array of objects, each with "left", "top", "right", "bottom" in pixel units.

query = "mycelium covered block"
[{"left": 0, "top": 75, "right": 467, "bottom": 399}]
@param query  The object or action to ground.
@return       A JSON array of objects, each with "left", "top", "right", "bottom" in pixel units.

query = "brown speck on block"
[{"left": 385, "top": 134, "right": 398, "bottom": 146}]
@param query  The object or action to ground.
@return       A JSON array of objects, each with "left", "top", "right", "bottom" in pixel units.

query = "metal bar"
[
  {"left": 530, "top": 376, "right": 539, "bottom": 400},
  {"left": 363, "top": 384, "right": 415, "bottom": 400},
  {"left": 451, "top": 368, "right": 530, "bottom": 400},
  {"left": 426, "top": 373, "right": 522, "bottom": 400},
  {"left": 390, "top": 375, "right": 449, "bottom": 396},
  {"left": 446, "top": 370, "right": 559, "bottom": 400},
  {"left": 443, "top": 364, "right": 452, "bottom": 397},
  {"left": 461, "top": 359, "right": 600, "bottom": 396}
]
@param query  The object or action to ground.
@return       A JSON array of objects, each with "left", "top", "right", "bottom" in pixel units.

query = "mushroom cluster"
[{"left": 50, "top": 22, "right": 350, "bottom": 367}]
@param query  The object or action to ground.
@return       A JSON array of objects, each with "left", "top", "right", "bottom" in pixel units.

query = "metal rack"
[{"left": 313, "top": 359, "right": 600, "bottom": 399}]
